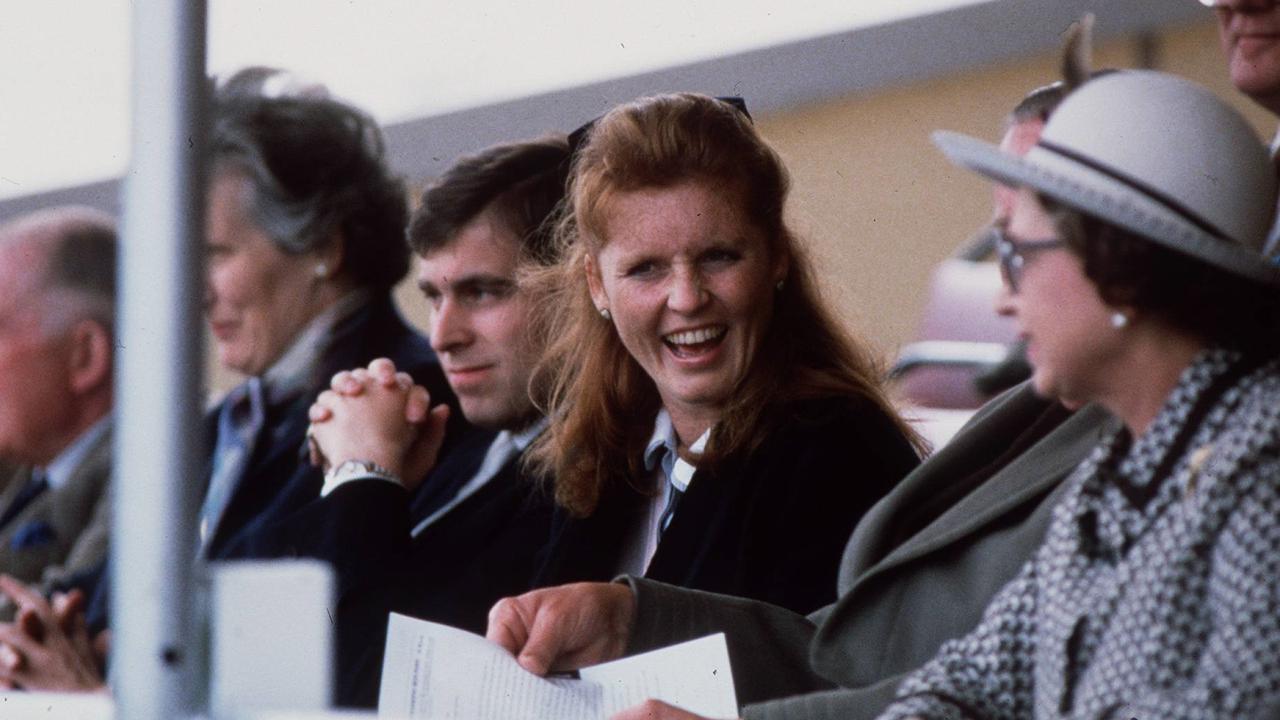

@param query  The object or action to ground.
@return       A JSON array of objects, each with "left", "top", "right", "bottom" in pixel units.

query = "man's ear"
[
  {"left": 584, "top": 253, "right": 608, "bottom": 312},
  {"left": 67, "top": 319, "right": 112, "bottom": 396}
]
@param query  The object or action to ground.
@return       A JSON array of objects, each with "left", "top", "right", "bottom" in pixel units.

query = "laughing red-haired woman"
[{"left": 525, "top": 93, "right": 922, "bottom": 615}]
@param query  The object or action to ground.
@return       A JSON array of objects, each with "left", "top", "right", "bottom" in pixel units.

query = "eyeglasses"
[{"left": 991, "top": 226, "right": 1065, "bottom": 293}]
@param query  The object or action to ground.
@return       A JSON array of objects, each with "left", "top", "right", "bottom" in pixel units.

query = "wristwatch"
[{"left": 323, "top": 458, "right": 402, "bottom": 488}]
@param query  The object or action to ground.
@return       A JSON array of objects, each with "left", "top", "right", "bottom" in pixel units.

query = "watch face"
[{"left": 322, "top": 457, "right": 401, "bottom": 495}]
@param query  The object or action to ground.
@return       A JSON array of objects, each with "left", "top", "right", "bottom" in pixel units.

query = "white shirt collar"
[
  {"left": 409, "top": 416, "right": 549, "bottom": 537},
  {"left": 643, "top": 409, "right": 711, "bottom": 493},
  {"left": 509, "top": 416, "right": 549, "bottom": 453},
  {"left": 43, "top": 416, "right": 110, "bottom": 490}
]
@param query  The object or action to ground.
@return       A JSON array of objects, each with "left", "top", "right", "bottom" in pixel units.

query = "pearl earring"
[
  {"left": 599, "top": 307, "right": 611, "bottom": 320},
  {"left": 314, "top": 262, "right": 329, "bottom": 279},
  {"left": 1110, "top": 311, "right": 1129, "bottom": 329}
]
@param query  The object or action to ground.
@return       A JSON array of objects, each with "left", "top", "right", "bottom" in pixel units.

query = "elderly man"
[
  {"left": 0, "top": 79, "right": 459, "bottom": 691},
  {"left": 1210, "top": 0, "right": 1280, "bottom": 249},
  {"left": 1213, "top": 0, "right": 1280, "bottom": 114},
  {"left": 0, "top": 207, "right": 115, "bottom": 589}
]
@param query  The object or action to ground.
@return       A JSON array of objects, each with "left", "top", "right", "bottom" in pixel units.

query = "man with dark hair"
[
  {"left": 0, "top": 207, "right": 116, "bottom": 590},
  {"left": 0, "top": 135, "right": 572, "bottom": 699},
  {"left": 0, "top": 86, "right": 460, "bottom": 690},
  {"left": 288, "top": 135, "right": 571, "bottom": 706},
  {"left": 407, "top": 136, "right": 568, "bottom": 265}
]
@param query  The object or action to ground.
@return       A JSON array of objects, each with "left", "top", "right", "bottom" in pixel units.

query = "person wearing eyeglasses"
[
  {"left": 874, "top": 68, "right": 1280, "bottom": 719},
  {"left": 485, "top": 68, "right": 1280, "bottom": 720}
]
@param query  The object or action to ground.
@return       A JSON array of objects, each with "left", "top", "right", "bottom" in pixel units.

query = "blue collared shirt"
[
  {"left": 409, "top": 417, "right": 549, "bottom": 535},
  {"left": 642, "top": 409, "right": 709, "bottom": 497},
  {"left": 616, "top": 410, "right": 711, "bottom": 576}
]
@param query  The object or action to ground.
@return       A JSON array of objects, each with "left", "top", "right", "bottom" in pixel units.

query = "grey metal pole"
[{"left": 113, "top": 0, "right": 207, "bottom": 717}]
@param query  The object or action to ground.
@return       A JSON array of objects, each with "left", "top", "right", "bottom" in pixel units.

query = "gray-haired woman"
[{"left": 198, "top": 85, "right": 457, "bottom": 559}]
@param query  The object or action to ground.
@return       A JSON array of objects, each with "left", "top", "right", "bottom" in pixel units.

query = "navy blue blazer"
[
  {"left": 535, "top": 396, "right": 920, "bottom": 616},
  {"left": 256, "top": 426, "right": 555, "bottom": 708},
  {"left": 74, "top": 294, "right": 458, "bottom": 631},
  {"left": 205, "top": 293, "right": 459, "bottom": 561}
]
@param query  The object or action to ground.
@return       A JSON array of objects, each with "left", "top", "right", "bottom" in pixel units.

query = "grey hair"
[
  {"left": 1005, "top": 15, "right": 1104, "bottom": 129},
  {"left": 1, "top": 206, "right": 117, "bottom": 335},
  {"left": 209, "top": 92, "right": 410, "bottom": 290},
  {"left": 209, "top": 122, "right": 329, "bottom": 257},
  {"left": 42, "top": 215, "right": 117, "bottom": 332},
  {"left": 216, "top": 66, "right": 330, "bottom": 101},
  {"left": 213, "top": 150, "right": 319, "bottom": 256},
  {"left": 1007, "top": 68, "right": 1122, "bottom": 129}
]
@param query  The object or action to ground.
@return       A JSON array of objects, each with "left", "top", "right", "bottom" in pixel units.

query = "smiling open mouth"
[{"left": 663, "top": 326, "right": 726, "bottom": 358}]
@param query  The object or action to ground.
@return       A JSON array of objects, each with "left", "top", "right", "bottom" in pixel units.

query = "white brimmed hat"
[{"left": 934, "top": 71, "right": 1280, "bottom": 285}]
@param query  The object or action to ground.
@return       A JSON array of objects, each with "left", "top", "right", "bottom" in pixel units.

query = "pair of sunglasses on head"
[{"left": 566, "top": 95, "right": 751, "bottom": 158}]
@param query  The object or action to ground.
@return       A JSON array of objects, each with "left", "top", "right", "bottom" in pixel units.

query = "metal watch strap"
[{"left": 324, "top": 458, "right": 401, "bottom": 487}]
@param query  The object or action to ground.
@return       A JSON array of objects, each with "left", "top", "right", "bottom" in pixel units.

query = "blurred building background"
[{"left": 0, "top": 1, "right": 1254, "bottom": 395}]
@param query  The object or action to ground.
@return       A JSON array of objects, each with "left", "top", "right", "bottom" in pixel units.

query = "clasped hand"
[
  {"left": 306, "top": 357, "right": 450, "bottom": 492},
  {"left": 0, "top": 575, "right": 108, "bottom": 693}
]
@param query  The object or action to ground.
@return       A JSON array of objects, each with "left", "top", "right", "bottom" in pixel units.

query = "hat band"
[{"left": 1037, "top": 139, "right": 1234, "bottom": 245}]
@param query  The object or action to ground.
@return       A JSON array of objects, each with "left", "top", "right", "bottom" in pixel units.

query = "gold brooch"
[{"left": 1184, "top": 443, "right": 1214, "bottom": 501}]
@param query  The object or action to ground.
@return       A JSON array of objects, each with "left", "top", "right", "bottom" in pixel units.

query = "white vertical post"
[{"left": 113, "top": 0, "right": 207, "bottom": 717}]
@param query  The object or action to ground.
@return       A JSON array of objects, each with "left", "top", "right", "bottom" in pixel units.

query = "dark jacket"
[
  {"left": 537, "top": 395, "right": 920, "bottom": 616},
  {"left": 290, "top": 427, "right": 555, "bottom": 708},
  {"left": 76, "top": 293, "right": 459, "bottom": 632},
  {"left": 619, "top": 382, "right": 1112, "bottom": 719},
  {"left": 205, "top": 292, "right": 457, "bottom": 561}
]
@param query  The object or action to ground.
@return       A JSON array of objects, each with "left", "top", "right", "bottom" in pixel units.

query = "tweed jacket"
[
  {"left": 621, "top": 382, "right": 1112, "bottom": 718},
  {"left": 881, "top": 350, "right": 1280, "bottom": 719},
  {"left": 0, "top": 423, "right": 111, "bottom": 589}
]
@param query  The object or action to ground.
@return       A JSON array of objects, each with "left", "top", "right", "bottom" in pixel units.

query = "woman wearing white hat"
[{"left": 880, "top": 71, "right": 1280, "bottom": 719}]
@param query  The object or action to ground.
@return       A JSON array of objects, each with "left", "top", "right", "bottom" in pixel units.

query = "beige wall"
[
  {"left": 753, "top": 19, "right": 1273, "bottom": 362},
  {"left": 211, "top": 19, "right": 1272, "bottom": 394}
]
